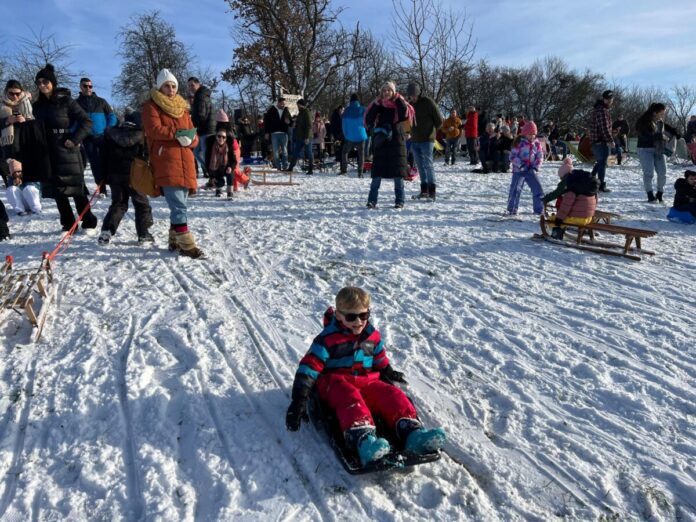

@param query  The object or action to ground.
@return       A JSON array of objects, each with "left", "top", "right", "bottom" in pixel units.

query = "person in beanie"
[
  {"left": 286, "top": 98, "right": 313, "bottom": 174},
  {"left": 76, "top": 76, "right": 117, "bottom": 196},
  {"left": 187, "top": 77, "right": 216, "bottom": 178},
  {"left": 97, "top": 111, "right": 154, "bottom": 245},
  {"left": 142, "top": 69, "right": 203, "bottom": 258},
  {"left": 588, "top": 90, "right": 615, "bottom": 192},
  {"left": 5, "top": 158, "right": 42, "bottom": 215},
  {"left": 505, "top": 120, "right": 545, "bottom": 215},
  {"left": 364, "top": 81, "right": 414, "bottom": 209},
  {"left": 340, "top": 93, "right": 368, "bottom": 176},
  {"left": 32, "top": 64, "right": 98, "bottom": 232},
  {"left": 406, "top": 82, "right": 443, "bottom": 200},
  {"left": 286, "top": 286, "right": 446, "bottom": 467}
]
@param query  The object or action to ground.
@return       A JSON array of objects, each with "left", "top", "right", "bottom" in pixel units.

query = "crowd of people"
[{"left": 2, "top": 64, "right": 696, "bottom": 248}]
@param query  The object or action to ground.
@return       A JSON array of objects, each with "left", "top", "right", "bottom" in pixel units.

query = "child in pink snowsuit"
[
  {"left": 506, "top": 120, "right": 545, "bottom": 215},
  {"left": 286, "top": 287, "right": 446, "bottom": 466}
]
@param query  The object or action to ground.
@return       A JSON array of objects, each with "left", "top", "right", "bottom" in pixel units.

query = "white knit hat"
[{"left": 156, "top": 69, "right": 178, "bottom": 90}]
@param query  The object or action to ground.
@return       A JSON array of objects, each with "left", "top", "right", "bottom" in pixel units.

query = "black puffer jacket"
[
  {"left": 673, "top": 178, "right": 696, "bottom": 209},
  {"left": 5, "top": 120, "right": 51, "bottom": 184},
  {"left": 102, "top": 124, "right": 145, "bottom": 185},
  {"left": 365, "top": 97, "right": 409, "bottom": 179},
  {"left": 33, "top": 88, "right": 92, "bottom": 197},
  {"left": 191, "top": 86, "right": 215, "bottom": 135}
]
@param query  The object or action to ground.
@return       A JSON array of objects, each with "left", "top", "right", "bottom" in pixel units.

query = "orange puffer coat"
[
  {"left": 441, "top": 116, "right": 462, "bottom": 139},
  {"left": 141, "top": 99, "right": 199, "bottom": 191},
  {"left": 556, "top": 192, "right": 597, "bottom": 221}
]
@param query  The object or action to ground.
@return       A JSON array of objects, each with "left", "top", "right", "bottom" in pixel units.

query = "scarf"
[
  {"left": 209, "top": 140, "right": 228, "bottom": 172},
  {"left": 1, "top": 93, "right": 34, "bottom": 146},
  {"left": 150, "top": 89, "right": 189, "bottom": 119},
  {"left": 366, "top": 93, "right": 416, "bottom": 128}
]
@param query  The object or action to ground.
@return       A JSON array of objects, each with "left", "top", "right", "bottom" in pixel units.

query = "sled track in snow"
[
  {"left": 160, "top": 260, "right": 336, "bottom": 522},
  {"left": 0, "top": 358, "right": 37, "bottom": 518}
]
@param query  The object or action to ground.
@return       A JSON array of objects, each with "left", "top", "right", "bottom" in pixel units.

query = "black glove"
[
  {"left": 380, "top": 364, "right": 407, "bottom": 384},
  {"left": 286, "top": 399, "right": 308, "bottom": 431}
]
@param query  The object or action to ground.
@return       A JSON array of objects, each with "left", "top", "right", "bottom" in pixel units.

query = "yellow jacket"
[{"left": 441, "top": 116, "right": 462, "bottom": 139}]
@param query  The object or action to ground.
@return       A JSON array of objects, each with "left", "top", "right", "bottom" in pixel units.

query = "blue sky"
[{"left": 6, "top": 0, "right": 696, "bottom": 102}]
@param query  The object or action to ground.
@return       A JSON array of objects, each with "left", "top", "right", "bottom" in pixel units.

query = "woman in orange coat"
[{"left": 142, "top": 69, "right": 203, "bottom": 258}]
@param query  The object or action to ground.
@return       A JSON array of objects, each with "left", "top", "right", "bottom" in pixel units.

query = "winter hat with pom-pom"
[
  {"left": 35, "top": 64, "right": 57, "bottom": 87},
  {"left": 558, "top": 157, "right": 573, "bottom": 178},
  {"left": 215, "top": 109, "right": 229, "bottom": 123},
  {"left": 520, "top": 120, "right": 538, "bottom": 136},
  {"left": 155, "top": 69, "right": 178, "bottom": 90}
]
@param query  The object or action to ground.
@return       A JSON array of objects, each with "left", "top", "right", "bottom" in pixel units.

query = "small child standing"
[
  {"left": 286, "top": 287, "right": 446, "bottom": 467},
  {"left": 506, "top": 120, "right": 545, "bottom": 215}
]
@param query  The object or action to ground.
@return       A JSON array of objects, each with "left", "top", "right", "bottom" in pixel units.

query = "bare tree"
[
  {"left": 667, "top": 85, "right": 696, "bottom": 133},
  {"left": 113, "top": 10, "right": 193, "bottom": 106},
  {"left": 390, "top": 0, "right": 475, "bottom": 103},
  {"left": 224, "top": 0, "right": 364, "bottom": 104}
]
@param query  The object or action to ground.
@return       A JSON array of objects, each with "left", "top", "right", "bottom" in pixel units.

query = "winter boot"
[
  {"left": 397, "top": 418, "right": 446, "bottom": 455},
  {"left": 428, "top": 184, "right": 436, "bottom": 201},
  {"left": 416, "top": 183, "right": 430, "bottom": 199},
  {"left": 215, "top": 188, "right": 222, "bottom": 197},
  {"left": 599, "top": 182, "right": 611, "bottom": 193},
  {"left": 551, "top": 226, "right": 565, "bottom": 240},
  {"left": 0, "top": 222, "right": 11, "bottom": 241},
  {"left": 227, "top": 189, "right": 233, "bottom": 200},
  {"left": 345, "top": 427, "right": 391, "bottom": 467},
  {"left": 97, "top": 230, "right": 112, "bottom": 245},
  {"left": 168, "top": 228, "right": 178, "bottom": 251},
  {"left": 284, "top": 159, "right": 296, "bottom": 172},
  {"left": 656, "top": 191, "right": 663, "bottom": 203},
  {"left": 174, "top": 231, "right": 205, "bottom": 259},
  {"left": 138, "top": 232, "right": 155, "bottom": 244},
  {"left": 647, "top": 191, "right": 656, "bottom": 203}
]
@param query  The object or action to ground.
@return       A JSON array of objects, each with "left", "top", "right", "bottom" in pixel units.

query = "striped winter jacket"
[{"left": 291, "top": 307, "right": 390, "bottom": 400}]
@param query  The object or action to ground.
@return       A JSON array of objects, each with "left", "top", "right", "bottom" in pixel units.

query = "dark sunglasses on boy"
[
  {"left": 340, "top": 310, "right": 370, "bottom": 322},
  {"left": 7, "top": 91, "right": 22, "bottom": 97}
]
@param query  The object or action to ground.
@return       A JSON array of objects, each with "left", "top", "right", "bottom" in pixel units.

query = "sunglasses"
[
  {"left": 7, "top": 91, "right": 22, "bottom": 97},
  {"left": 81, "top": 84, "right": 93, "bottom": 89},
  {"left": 216, "top": 134, "right": 227, "bottom": 139},
  {"left": 339, "top": 310, "right": 370, "bottom": 322},
  {"left": 36, "top": 79, "right": 51, "bottom": 87}
]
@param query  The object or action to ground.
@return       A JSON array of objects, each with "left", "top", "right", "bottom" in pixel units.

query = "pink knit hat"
[
  {"left": 557, "top": 157, "right": 573, "bottom": 178},
  {"left": 215, "top": 109, "right": 229, "bottom": 123},
  {"left": 521, "top": 120, "right": 538, "bottom": 136},
  {"left": 7, "top": 158, "right": 22, "bottom": 176}
]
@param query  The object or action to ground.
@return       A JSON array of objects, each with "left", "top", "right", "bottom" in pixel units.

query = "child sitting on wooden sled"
[
  {"left": 505, "top": 120, "right": 545, "bottom": 215},
  {"left": 667, "top": 170, "right": 696, "bottom": 224},
  {"left": 543, "top": 158, "right": 599, "bottom": 239},
  {"left": 286, "top": 286, "right": 446, "bottom": 467}
]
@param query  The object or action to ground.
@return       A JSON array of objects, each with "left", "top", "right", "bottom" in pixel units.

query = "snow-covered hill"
[{"left": 1, "top": 158, "right": 694, "bottom": 521}]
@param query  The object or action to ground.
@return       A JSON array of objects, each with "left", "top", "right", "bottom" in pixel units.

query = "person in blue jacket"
[
  {"left": 340, "top": 93, "right": 368, "bottom": 177},
  {"left": 76, "top": 77, "right": 117, "bottom": 195}
]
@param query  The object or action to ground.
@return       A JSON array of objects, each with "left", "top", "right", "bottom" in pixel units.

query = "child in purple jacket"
[{"left": 506, "top": 120, "right": 545, "bottom": 215}]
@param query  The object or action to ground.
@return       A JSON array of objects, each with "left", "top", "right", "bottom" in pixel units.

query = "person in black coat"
[
  {"left": 263, "top": 98, "right": 292, "bottom": 169},
  {"left": 32, "top": 64, "right": 97, "bottom": 231},
  {"left": 187, "top": 77, "right": 216, "bottom": 176},
  {"left": 236, "top": 114, "right": 255, "bottom": 162},
  {"left": 365, "top": 82, "right": 410, "bottom": 209},
  {"left": 330, "top": 105, "right": 345, "bottom": 162},
  {"left": 97, "top": 111, "right": 154, "bottom": 244},
  {"left": 672, "top": 170, "right": 696, "bottom": 217}
]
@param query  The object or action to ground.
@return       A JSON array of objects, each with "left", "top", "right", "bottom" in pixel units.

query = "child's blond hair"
[{"left": 335, "top": 287, "right": 370, "bottom": 311}]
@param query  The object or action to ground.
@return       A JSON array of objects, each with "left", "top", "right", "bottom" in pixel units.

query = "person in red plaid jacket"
[{"left": 589, "top": 90, "right": 615, "bottom": 192}]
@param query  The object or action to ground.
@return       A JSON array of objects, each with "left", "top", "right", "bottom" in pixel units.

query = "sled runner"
[
  {"left": 248, "top": 167, "right": 297, "bottom": 186},
  {"left": 0, "top": 254, "right": 56, "bottom": 341},
  {"left": 534, "top": 214, "right": 657, "bottom": 261},
  {"left": 307, "top": 388, "right": 441, "bottom": 475}
]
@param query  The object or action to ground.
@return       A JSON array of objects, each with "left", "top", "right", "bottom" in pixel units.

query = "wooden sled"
[
  {"left": 534, "top": 214, "right": 657, "bottom": 261},
  {"left": 248, "top": 167, "right": 297, "bottom": 186},
  {"left": 0, "top": 254, "right": 56, "bottom": 341}
]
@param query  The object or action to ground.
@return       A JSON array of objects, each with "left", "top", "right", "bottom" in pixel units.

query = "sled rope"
[{"left": 47, "top": 182, "right": 104, "bottom": 261}]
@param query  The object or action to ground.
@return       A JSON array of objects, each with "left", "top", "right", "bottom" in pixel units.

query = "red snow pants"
[{"left": 316, "top": 372, "right": 417, "bottom": 433}]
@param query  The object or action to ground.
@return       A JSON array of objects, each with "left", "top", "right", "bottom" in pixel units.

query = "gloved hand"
[
  {"left": 380, "top": 364, "right": 407, "bottom": 384},
  {"left": 286, "top": 399, "right": 308, "bottom": 431},
  {"left": 176, "top": 136, "right": 193, "bottom": 147}
]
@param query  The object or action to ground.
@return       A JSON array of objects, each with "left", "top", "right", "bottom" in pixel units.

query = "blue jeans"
[
  {"left": 637, "top": 148, "right": 667, "bottom": 192},
  {"left": 193, "top": 134, "right": 210, "bottom": 176},
  {"left": 506, "top": 170, "right": 544, "bottom": 214},
  {"left": 162, "top": 186, "right": 189, "bottom": 225},
  {"left": 411, "top": 141, "right": 435, "bottom": 185},
  {"left": 368, "top": 177, "right": 405, "bottom": 206},
  {"left": 271, "top": 133, "right": 288, "bottom": 169},
  {"left": 591, "top": 142, "right": 610, "bottom": 184},
  {"left": 445, "top": 138, "right": 459, "bottom": 163}
]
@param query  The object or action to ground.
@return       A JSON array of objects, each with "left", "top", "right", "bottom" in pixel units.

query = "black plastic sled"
[{"left": 307, "top": 389, "right": 441, "bottom": 475}]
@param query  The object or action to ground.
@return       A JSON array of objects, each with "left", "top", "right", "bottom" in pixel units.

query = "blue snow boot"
[
  {"left": 397, "top": 418, "right": 446, "bottom": 455},
  {"left": 345, "top": 427, "right": 391, "bottom": 467}
]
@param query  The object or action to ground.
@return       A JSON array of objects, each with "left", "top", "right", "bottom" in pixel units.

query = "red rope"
[{"left": 47, "top": 183, "right": 104, "bottom": 261}]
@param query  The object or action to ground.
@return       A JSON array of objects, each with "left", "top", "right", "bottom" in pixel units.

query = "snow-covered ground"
[{"left": 1, "top": 156, "right": 694, "bottom": 521}]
